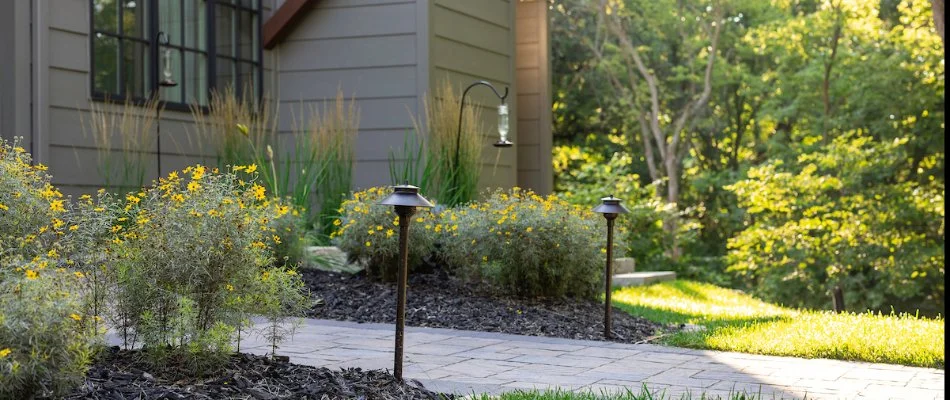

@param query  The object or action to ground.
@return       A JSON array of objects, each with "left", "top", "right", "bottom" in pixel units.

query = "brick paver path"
[{"left": 237, "top": 319, "right": 944, "bottom": 399}]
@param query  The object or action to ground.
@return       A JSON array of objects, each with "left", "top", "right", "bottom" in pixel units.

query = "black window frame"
[{"left": 89, "top": 0, "right": 263, "bottom": 112}]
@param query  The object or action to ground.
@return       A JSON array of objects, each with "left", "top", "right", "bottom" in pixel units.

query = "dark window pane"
[
  {"left": 93, "top": 34, "right": 119, "bottom": 94},
  {"left": 157, "top": 0, "right": 182, "bottom": 46},
  {"left": 183, "top": 0, "right": 206, "bottom": 50},
  {"left": 215, "top": 57, "right": 235, "bottom": 93},
  {"left": 237, "top": 10, "right": 253, "bottom": 61},
  {"left": 215, "top": 5, "right": 234, "bottom": 57},
  {"left": 123, "top": 40, "right": 150, "bottom": 97},
  {"left": 92, "top": 0, "right": 119, "bottom": 33},
  {"left": 184, "top": 51, "right": 208, "bottom": 105},
  {"left": 122, "top": 0, "right": 148, "bottom": 39}
]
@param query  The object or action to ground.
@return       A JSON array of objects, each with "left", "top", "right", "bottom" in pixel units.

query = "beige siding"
[
  {"left": 515, "top": 0, "right": 552, "bottom": 194},
  {"left": 274, "top": 0, "right": 422, "bottom": 190},
  {"left": 429, "top": 0, "right": 517, "bottom": 192}
]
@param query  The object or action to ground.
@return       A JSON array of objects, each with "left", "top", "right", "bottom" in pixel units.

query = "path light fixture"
[
  {"left": 154, "top": 31, "right": 178, "bottom": 178},
  {"left": 378, "top": 183, "right": 434, "bottom": 380},
  {"left": 452, "top": 80, "right": 511, "bottom": 203},
  {"left": 593, "top": 195, "right": 629, "bottom": 339}
]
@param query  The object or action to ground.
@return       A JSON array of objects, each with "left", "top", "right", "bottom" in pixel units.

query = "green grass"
[
  {"left": 612, "top": 280, "right": 944, "bottom": 368},
  {"left": 468, "top": 386, "right": 786, "bottom": 400}
]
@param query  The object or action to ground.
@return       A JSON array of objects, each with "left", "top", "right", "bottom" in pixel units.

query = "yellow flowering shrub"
[
  {"left": 0, "top": 138, "right": 65, "bottom": 259},
  {"left": 106, "top": 165, "right": 309, "bottom": 372},
  {"left": 0, "top": 256, "right": 96, "bottom": 398},
  {"left": 440, "top": 188, "right": 613, "bottom": 298},
  {"left": 332, "top": 187, "right": 437, "bottom": 280}
]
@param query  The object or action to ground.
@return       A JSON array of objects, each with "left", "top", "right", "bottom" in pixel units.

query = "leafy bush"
[
  {"left": 441, "top": 188, "right": 610, "bottom": 298},
  {"left": 726, "top": 133, "right": 945, "bottom": 316},
  {"left": 0, "top": 138, "right": 65, "bottom": 257},
  {"left": 0, "top": 258, "right": 98, "bottom": 399},
  {"left": 332, "top": 187, "right": 437, "bottom": 280},
  {"left": 267, "top": 198, "right": 307, "bottom": 268},
  {"left": 107, "top": 165, "right": 309, "bottom": 372}
]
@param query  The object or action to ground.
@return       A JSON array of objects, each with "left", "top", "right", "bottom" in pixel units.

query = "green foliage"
[
  {"left": 106, "top": 165, "right": 309, "bottom": 373},
  {"left": 470, "top": 385, "right": 772, "bottom": 400},
  {"left": 0, "top": 262, "right": 98, "bottom": 399},
  {"left": 332, "top": 187, "right": 437, "bottom": 281},
  {"left": 267, "top": 199, "right": 307, "bottom": 268},
  {"left": 0, "top": 138, "right": 64, "bottom": 257},
  {"left": 254, "top": 266, "right": 310, "bottom": 358},
  {"left": 440, "top": 188, "right": 609, "bottom": 298},
  {"left": 191, "top": 87, "right": 359, "bottom": 243},
  {"left": 613, "top": 280, "right": 944, "bottom": 368},
  {"left": 725, "top": 133, "right": 944, "bottom": 316}
]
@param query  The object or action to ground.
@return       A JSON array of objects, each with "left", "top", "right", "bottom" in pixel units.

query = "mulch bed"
[
  {"left": 303, "top": 268, "right": 674, "bottom": 344},
  {"left": 67, "top": 347, "right": 452, "bottom": 400}
]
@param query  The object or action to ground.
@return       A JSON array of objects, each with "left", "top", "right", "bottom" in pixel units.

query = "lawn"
[{"left": 611, "top": 280, "right": 944, "bottom": 368}]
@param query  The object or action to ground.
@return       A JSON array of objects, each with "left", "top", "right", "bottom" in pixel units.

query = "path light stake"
[
  {"left": 378, "top": 183, "right": 433, "bottom": 380},
  {"left": 593, "top": 195, "right": 629, "bottom": 339}
]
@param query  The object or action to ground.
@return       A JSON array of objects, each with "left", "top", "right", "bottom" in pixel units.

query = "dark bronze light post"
[
  {"left": 378, "top": 183, "right": 433, "bottom": 380},
  {"left": 593, "top": 195, "right": 629, "bottom": 339},
  {"left": 452, "top": 80, "right": 511, "bottom": 203},
  {"left": 154, "top": 31, "right": 177, "bottom": 178}
]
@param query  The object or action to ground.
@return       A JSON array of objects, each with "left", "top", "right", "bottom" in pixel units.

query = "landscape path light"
[
  {"left": 378, "top": 183, "right": 434, "bottom": 380},
  {"left": 592, "top": 195, "right": 629, "bottom": 339}
]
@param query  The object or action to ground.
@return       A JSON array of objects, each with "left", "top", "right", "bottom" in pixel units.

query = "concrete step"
[
  {"left": 613, "top": 257, "right": 636, "bottom": 274},
  {"left": 612, "top": 271, "right": 676, "bottom": 287}
]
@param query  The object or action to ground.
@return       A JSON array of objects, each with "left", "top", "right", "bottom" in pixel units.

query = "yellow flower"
[
  {"left": 192, "top": 165, "right": 206, "bottom": 180},
  {"left": 172, "top": 193, "right": 185, "bottom": 203},
  {"left": 49, "top": 199, "right": 65, "bottom": 213},
  {"left": 69, "top": 225, "right": 79, "bottom": 231},
  {"left": 74, "top": 271, "right": 84, "bottom": 279},
  {"left": 187, "top": 181, "right": 201, "bottom": 192},
  {"left": 365, "top": 241, "right": 372, "bottom": 247},
  {"left": 245, "top": 164, "right": 258, "bottom": 174},
  {"left": 415, "top": 217, "right": 424, "bottom": 223},
  {"left": 25, "top": 270, "right": 38, "bottom": 280},
  {"left": 0, "top": 348, "right": 10, "bottom": 358},
  {"left": 0, "top": 203, "right": 8, "bottom": 211},
  {"left": 376, "top": 225, "right": 383, "bottom": 231},
  {"left": 482, "top": 256, "right": 488, "bottom": 262},
  {"left": 526, "top": 227, "right": 533, "bottom": 233},
  {"left": 251, "top": 184, "right": 266, "bottom": 201},
  {"left": 47, "top": 249, "right": 59, "bottom": 258},
  {"left": 126, "top": 193, "right": 141, "bottom": 204},
  {"left": 70, "top": 313, "right": 82, "bottom": 321},
  {"left": 136, "top": 216, "right": 150, "bottom": 225},
  {"left": 333, "top": 219, "right": 342, "bottom": 226},
  {"left": 385, "top": 229, "right": 394, "bottom": 238},
  {"left": 272, "top": 235, "right": 282, "bottom": 244},
  {"left": 226, "top": 284, "right": 234, "bottom": 292}
]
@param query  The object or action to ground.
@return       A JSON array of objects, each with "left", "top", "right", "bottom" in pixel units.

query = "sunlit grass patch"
[{"left": 612, "top": 280, "right": 944, "bottom": 368}]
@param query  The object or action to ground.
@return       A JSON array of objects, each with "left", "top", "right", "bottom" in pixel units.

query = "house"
[{"left": 0, "top": 0, "right": 553, "bottom": 198}]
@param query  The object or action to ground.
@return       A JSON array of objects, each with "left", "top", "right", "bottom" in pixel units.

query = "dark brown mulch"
[
  {"left": 303, "top": 268, "right": 672, "bottom": 344},
  {"left": 66, "top": 347, "right": 452, "bottom": 400}
]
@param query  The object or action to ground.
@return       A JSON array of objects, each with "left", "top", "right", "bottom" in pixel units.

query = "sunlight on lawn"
[{"left": 613, "top": 280, "right": 945, "bottom": 368}]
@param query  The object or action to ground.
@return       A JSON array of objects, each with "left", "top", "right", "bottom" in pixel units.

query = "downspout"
[{"left": 31, "top": 0, "right": 49, "bottom": 164}]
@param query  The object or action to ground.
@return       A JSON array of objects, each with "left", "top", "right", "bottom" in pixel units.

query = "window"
[{"left": 91, "top": 0, "right": 261, "bottom": 107}]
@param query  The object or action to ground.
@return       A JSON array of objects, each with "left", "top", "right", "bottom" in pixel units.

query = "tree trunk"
[{"left": 933, "top": 0, "right": 945, "bottom": 47}]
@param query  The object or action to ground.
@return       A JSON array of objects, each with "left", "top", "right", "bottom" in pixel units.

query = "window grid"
[{"left": 89, "top": 0, "right": 262, "bottom": 110}]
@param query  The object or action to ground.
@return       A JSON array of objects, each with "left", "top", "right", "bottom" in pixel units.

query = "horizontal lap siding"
[
  {"left": 275, "top": 0, "right": 420, "bottom": 190},
  {"left": 430, "top": 0, "right": 516, "bottom": 192},
  {"left": 515, "top": 0, "right": 552, "bottom": 195},
  {"left": 44, "top": 0, "right": 278, "bottom": 198}
]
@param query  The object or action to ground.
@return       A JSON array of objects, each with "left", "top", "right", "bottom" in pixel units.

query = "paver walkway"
[{"left": 237, "top": 318, "right": 944, "bottom": 400}]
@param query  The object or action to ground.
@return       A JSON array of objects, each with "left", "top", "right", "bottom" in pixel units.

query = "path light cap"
[
  {"left": 379, "top": 183, "right": 434, "bottom": 208},
  {"left": 593, "top": 195, "right": 630, "bottom": 214}
]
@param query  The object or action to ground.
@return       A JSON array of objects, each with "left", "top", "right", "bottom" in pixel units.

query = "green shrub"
[
  {"left": 441, "top": 188, "right": 611, "bottom": 298},
  {"left": 267, "top": 199, "right": 307, "bottom": 268},
  {"left": 332, "top": 187, "right": 437, "bottom": 280},
  {"left": 0, "top": 258, "right": 98, "bottom": 399},
  {"left": 107, "top": 164, "right": 309, "bottom": 372},
  {"left": 0, "top": 138, "right": 64, "bottom": 258}
]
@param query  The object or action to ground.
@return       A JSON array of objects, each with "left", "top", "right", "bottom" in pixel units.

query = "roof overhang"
[{"left": 262, "top": 0, "right": 314, "bottom": 50}]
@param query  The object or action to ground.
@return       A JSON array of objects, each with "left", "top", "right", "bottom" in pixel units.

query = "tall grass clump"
[
  {"left": 396, "top": 80, "right": 484, "bottom": 207},
  {"left": 82, "top": 96, "right": 159, "bottom": 192},
  {"left": 192, "top": 86, "right": 358, "bottom": 245}
]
